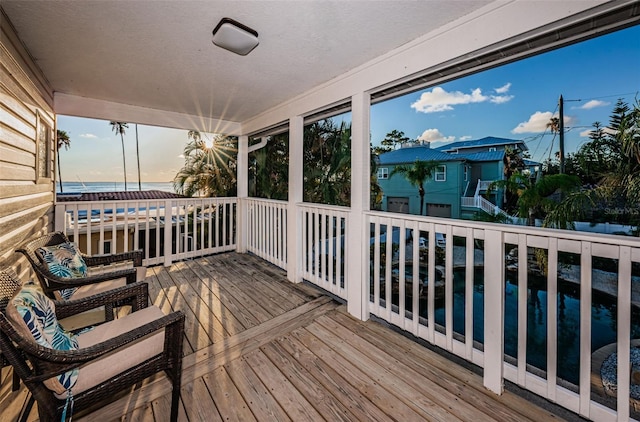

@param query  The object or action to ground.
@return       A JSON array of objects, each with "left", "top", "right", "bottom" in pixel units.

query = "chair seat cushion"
[
  {"left": 37, "top": 242, "right": 88, "bottom": 300},
  {"left": 61, "top": 278, "right": 127, "bottom": 301},
  {"left": 55, "top": 305, "right": 166, "bottom": 398},
  {"left": 6, "top": 282, "right": 78, "bottom": 394}
]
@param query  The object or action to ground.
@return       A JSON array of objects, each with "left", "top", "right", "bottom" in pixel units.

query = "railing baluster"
[
  {"left": 483, "top": 229, "right": 504, "bottom": 394},
  {"left": 579, "top": 241, "right": 592, "bottom": 417},
  {"left": 617, "top": 245, "right": 631, "bottom": 422},
  {"left": 465, "top": 227, "right": 475, "bottom": 361},
  {"left": 546, "top": 237, "right": 558, "bottom": 400},
  {"left": 427, "top": 222, "right": 435, "bottom": 343},
  {"left": 517, "top": 233, "right": 528, "bottom": 386}
]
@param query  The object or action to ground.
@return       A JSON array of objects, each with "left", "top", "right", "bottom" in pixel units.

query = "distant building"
[{"left": 377, "top": 137, "right": 538, "bottom": 219}]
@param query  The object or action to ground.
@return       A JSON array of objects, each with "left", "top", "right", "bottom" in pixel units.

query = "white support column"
[
  {"left": 483, "top": 228, "right": 505, "bottom": 394},
  {"left": 163, "top": 199, "right": 173, "bottom": 267},
  {"left": 54, "top": 204, "right": 66, "bottom": 232},
  {"left": 236, "top": 135, "right": 249, "bottom": 253},
  {"left": 287, "top": 115, "right": 304, "bottom": 283},
  {"left": 347, "top": 91, "right": 370, "bottom": 321}
]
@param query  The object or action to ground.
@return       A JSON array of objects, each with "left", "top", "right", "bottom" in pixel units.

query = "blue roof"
[
  {"left": 378, "top": 146, "right": 463, "bottom": 165},
  {"left": 434, "top": 136, "right": 526, "bottom": 152},
  {"left": 457, "top": 150, "right": 505, "bottom": 162},
  {"left": 524, "top": 159, "right": 541, "bottom": 166}
]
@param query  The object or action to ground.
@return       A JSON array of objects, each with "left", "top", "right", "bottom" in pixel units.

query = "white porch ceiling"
[{"left": 1, "top": 0, "right": 493, "bottom": 131}]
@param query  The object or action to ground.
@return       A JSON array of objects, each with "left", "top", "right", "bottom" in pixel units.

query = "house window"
[
  {"left": 464, "top": 166, "right": 468, "bottom": 181},
  {"left": 378, "top": 168, "right": 389, "bottom": 179},
  {"left": 488, "top": 147, "right": 497, "bottom": 152},
  {"left": 102, "top": 240, "right": 112, "bottom": 254},
  {"left": 36, "top": 111, "right": 53, "bottom": 182},
  {"left": 435, "top": 165, "right": 446, "bottom": 182}
]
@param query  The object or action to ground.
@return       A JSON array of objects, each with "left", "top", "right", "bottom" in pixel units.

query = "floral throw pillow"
[
  {"left": 11, "top": 282, "right": 79, "bottom": 394},
  {"left": 36, "top": 242, "right": 88, "bottom": 299}
]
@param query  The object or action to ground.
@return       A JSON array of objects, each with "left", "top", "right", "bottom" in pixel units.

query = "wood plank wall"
[{"left": 0, "top": 8, "right": 56, "bottom": 276}]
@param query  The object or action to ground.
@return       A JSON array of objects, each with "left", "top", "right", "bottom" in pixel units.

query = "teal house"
[{"left": 377, "top": 137, "right": 536, "bottom": 219}]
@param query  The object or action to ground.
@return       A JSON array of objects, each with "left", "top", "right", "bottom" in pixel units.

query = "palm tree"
[
  {"left": 389, "top": 159, "right": 441, "bottom": 215},
  {"left": 174, "top": 131, "right": 238, "bottom": 197},
  {"left": 599, "top": 99, "right": 640, "bottom": 203},
  {"left": 303, "top": 119, "right": 352, "bottom": 206},
  {"left": 488, "top": 172, "right": 581, "bottom": 227},
  {"left": 110, "top": 121, "right": 129, "bottom": 191},
  {"left": 135, "top": 123, "right": 141, "bottom": 190},
  {"left": 56, "top": 130, "right": 71, "bottom": 193}
]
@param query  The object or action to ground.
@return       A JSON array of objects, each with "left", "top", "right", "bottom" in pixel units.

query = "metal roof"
[
  {"left": 435, "top": 136, "right": 526, "bottom": 152},
  {"left": 56, "top": 190, "right": 185, "bottom": 202},
  {"left": 378, "top": 146, "right": 463, "bottom": 165}
]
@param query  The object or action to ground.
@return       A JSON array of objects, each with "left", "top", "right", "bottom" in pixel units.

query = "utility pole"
[{"left": 558, "top": 95, "right": 565, "bottom": 174}]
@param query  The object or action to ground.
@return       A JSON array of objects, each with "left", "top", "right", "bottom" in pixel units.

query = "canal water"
[{"left": 428, "top": 268, "right": 640, "bottom": 385}]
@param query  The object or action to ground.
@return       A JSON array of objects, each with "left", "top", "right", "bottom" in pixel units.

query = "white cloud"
[
  {"left": 579, "top": 99, "right": 609, "bottom": 110},
  {"left": 459, "top": 135, "right": 473, "bottom": 141},
  {"left": 417, "top": 128, "right": 455, "bottom": 144},
  {"left": 490, "top": 95, "right": 514, "bottom": 104},
  {"left": 511, "top": 111, "right": 576, "bottom": 134},
  {"left": 495, "top": 83, "right": 511, "bottom": 94},
  {"left": 79, "top": 133, "right": 98, "bottom": 139},
  {"left": 580, "top": 129, "right": 593, "bottom": 137},
  {"left": 411, "top": 86, "right": 513, "bottom": 113},
  {"left": 178, "top": 154, "right": 185, "bottom": 159}
]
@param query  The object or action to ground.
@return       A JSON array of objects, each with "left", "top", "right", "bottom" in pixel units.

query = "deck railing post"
[
  {"left": 163, "top": 199, "right": 173, "bottom": 267},
  {"left": 287, "top": 115, "right": 304, "bottom": 283},
  {"left": 483, "top": 228, "right": 505, "bottom": 394},
  {"left": 237, "top": 135, "right": 249, "bottom": 253},
  {"left": 54, "top": 203, "right": 66, "bottom": 232},
  {"left": 346, "top": 91, "right": 370, "bottom": 321}
]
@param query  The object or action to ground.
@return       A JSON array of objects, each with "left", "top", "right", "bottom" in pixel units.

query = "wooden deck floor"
[{"left": 1, "top": 252, "right": 567, "bottom": 421}]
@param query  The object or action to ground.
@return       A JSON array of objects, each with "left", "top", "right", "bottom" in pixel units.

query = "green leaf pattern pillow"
[
  {"left": 12, "top": 282, "right": 79, "bottom": 391},
  {"left": 36, "top": 243, "right": 88, "bottom": 299}
]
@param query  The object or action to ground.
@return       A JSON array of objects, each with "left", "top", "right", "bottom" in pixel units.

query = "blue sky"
[
  {"left": 58, "top": 25, "right": 639, "bottom": 183},
  {"left": 370, "top": 25, "right": 640, "bottom": 163}
]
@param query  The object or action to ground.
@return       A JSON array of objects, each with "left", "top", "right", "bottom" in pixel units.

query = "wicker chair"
[
  {"left": 17, "top": 231, "right": 145, "bottom": 300},
  {"left": 0, "top": 268, "right": 185, "bottom": 422}
]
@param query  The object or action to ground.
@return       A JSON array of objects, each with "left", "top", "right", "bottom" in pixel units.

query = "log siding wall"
[{"left": 1, "top": 8, "right": 56, "bottom": 276}]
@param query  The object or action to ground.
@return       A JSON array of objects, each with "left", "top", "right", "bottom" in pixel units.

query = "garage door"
[
  {"left": 387, "top": 197, "right": 409, "bottom": 214},
  {"left": 427, "top": 203, "right": 451, "bottom": 218}
]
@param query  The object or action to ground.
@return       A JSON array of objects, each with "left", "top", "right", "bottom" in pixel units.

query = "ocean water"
[{"left": 57, "top": 181, "right": 176, "bottom": 193}]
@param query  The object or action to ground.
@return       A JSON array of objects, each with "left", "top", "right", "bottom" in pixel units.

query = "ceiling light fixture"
[{"left": 212, "top": 17, "right": 259, "bottom": 56}]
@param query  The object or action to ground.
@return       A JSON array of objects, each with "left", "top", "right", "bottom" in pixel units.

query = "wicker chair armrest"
[
  {"left": 55, "top": 282, "right": 149, "bottom": 319},
  {"left": 41, "top": 268, "right": 137, "bottom": 294},
  {"left": 16, "top": 311, "right": 185, "bottom": 383},
  {"left": 84, "top": 250, "right": 143, "bottom": 267}
]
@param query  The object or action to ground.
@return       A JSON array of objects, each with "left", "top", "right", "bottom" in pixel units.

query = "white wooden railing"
[
  {"left": 245, "top": 198, "right": 288, "bottom": 269},
  {"left": 366, "top": 210, "right": 639, "bottom": 422},
  {"left": 55, "top": 198, "right": 237, "bottom": 266},
  {"left": 299, "top": 203, "right": 349, "bottom": 300},
  {"left": 475, "top": 179, "right": 495, "bottom": 196},
  {"left": 55, "top": 196, "right": 638, "bottom": 420},
  {"left": 461, "top": 195, "right": 514, "bottom": 221}
]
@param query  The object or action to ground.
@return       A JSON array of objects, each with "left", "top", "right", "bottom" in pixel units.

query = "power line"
[{"left": 566, "top": 91, "right": 638, "bottom": 102}]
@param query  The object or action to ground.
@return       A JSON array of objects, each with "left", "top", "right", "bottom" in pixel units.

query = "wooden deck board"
[
  {"left": 196, "top": 259, "right": 269, "bottom": 328},
  {"left": 275, "top": 334, "right": 395, "bottom": 422},
  {"left": 1, "top": 252, "right": 570, "bottom": 422},
  {"left": 316, "top": 313, "right": 498, "bottom": 421},
  {"left": 244, "top": 349, "right": 325, "bottom": 421},
  {"left": 224, "top": 356, "right": 292, "bottom": 422},
  {"left": 260, "top": 341, "right": 357, "bottom": 421},
  {"left": 180, "top": 377, "right": 222, "bottom": 422},
  {"left": 182, "top": 260, "right": 246, "bottom": 335},
  {"left": 305, "top": 321, "right": 464, "bottom": 421},
  {"left": 166, "top": 261, "right": 227, "bottom": 344}
]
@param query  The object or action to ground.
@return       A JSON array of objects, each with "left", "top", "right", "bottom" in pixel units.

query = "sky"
[{"left": 57, "top": 25, "right": 640, "bottom": 183}]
